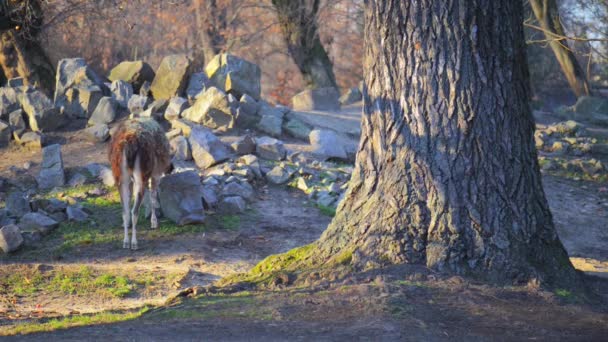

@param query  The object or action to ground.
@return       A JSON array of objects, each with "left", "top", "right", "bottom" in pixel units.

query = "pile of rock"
[{"left": 556, "top": 96, "right": 608, "bottom": 127}]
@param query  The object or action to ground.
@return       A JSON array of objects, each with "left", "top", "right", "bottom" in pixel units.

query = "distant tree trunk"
[
  {"left": 0, "top": 30, "right": 54, "bottom": 94},
  {"left": 292, "top": 0, "right": 576, "bottom": 285},
  {"left": 529, "top": 0, "right": 591, "bottom": 98},
  {"left": 271, "top": 0, "right": 337, "bottom": 90},
  {"left": 194, "top": 0, "right": 227, "bottom": 67}
]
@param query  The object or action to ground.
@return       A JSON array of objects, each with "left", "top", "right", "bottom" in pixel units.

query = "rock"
[
  {"left": 257, "top": 101, "right": 285, "bottom": 118},
  {"left": 189, "top": 127, "right": 232, "bottom": 169},
  {"left": 202, "top": 186, "right": 219, "bottom": 209},
  {"left": 166, "top": 128, "right": 182, "bottom": 140},
  {"left": 0, "top": 87, "right": 20, "bottom": 118},
  {"left": 84, "top": 124, "right": 110, "bottom": 142},
  {"left": 19, "top": 212, "right": 59, "bottom": 235},
  {"left": 170, "top": 135, "right": 192, "bottom": 161},
  {"left": 296, "top": 177, "right": 310, "bottom": 192},
  {"left": 7, "top": 77, "right": 24, "bottom": 87},
  {"left": 292, "top": 87, "right": 341, "bottom": 111},
  {"left": 88, "top": 97, "right": 118, "bottom": 126},
  {"left": 186, "top": 72, "right": 210, "bottom": 102},
  {"left": 68, "top": 173, "right": 88, "bottom": 187},
  {"left": 309, "top": 129, "right": 348, "bottom": 160},
  {"left": 66, "top": 205, "right": 89, "bottom": 222},
  {"left": 20, "top": 90, "right": 63, "bottom": 132},
  {"left": 164, "top": 97, "right": 189, "bottom": 121},
  {"left": 99, "top": 166, "right": 116, "bottom": 187},
  {"left": 158, "top": 171, "right": 205, "bottom": 225},
  {"left": 283, "top": 117, "right": 312, "bottom": 140},
  {"left": 222, "top": 181, "right": 254, "bottom": 201},
  {"left": 590, "top": 144, "right": 608, "bottom": 157},
  {"left": 128, "top": 95, "right": 151, "bottom": 114},
  {"left": 151, "top": 54, "right": 192, "bottom": 100},
  {"left": 220, "top": 196, "right": 246, "bottom": 213},
  {"left": 148, "top": 99, "right": 169, "bottom": 114},
  {"left": 54, "top": 58, "right": 107, "bottom": 118},
  {"left": 182, "top": 87, "right": 234, "bottom": 131},
  {"left": 171, "top": 119, "right": 197, "bottom": 138},
  {"left": 38, "top": 144, "right": 65, "bottom": 189},
  {"left": 239, "top": 94, "right": 259, "bottom": 116},
  {"left": 340, "top": 87, "right": 362, "bottom": 105},
  {"left": 0, "top": 120, "right": 10, "bottom": 146},
  {"left": 231, "top": 135, "right": 256, "bottom": 155},
  {"left": 257, "top": 115, "right": 283, "bottom": 137},
  {"left": 238, "top": 154, "right": 259, "bottom": 166},
  {"left": 256, "top": 136, "right": 286, "bottom": 160},
  {"left": 108, "top": 60, "right": 155, "bottom": 93},
  {"left": 18, "top": 131, "right": 45, "bottom": 149},
  {"left": 205, "top": 54, "right": 262, "bottom": 100},
  {"left": 35, "top": 198, "right": 68, "bottom": 213},
  {"left": 6, "top": 192, "right": 31, "bottom": 217},
  {"left": 316, "top": 191, "right": 336, "bottom": 207},
  {"left": 551, "top": 141, "right": 569, "bottom": 155},
  {"left": 110, "top": 80, "right": 133, "bottom": 108},
  {"left": 0, "top": 224, "right": 23, "bottom": 253},
  {"left": 8, "top": 109, "right": 26, "bottom": 140},
  {"left": 265, "top": 166, "right": 292, "bottom": 184},
  {"left": 140, "top": 81, "right": 152, "bottom": 96},
  {"left": 545, "top": 120, "right": 585, "bottom": 137},
  {"left": 573, "top": 96, "right": 608, "bottom": 116}
]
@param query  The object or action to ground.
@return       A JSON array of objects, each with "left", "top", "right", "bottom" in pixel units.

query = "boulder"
[
  {"left": 256, "top": 115, "right": 283, "bottom": 137},
  {"left": 239, "top": 94, "right": 259, "bottom": 116},
  {"left": 18, "top": 131, "right": 45, "bottom": 149},
  {"left": 19, "top": 212, "right": 59, "bottom": 235},
  {"left": 151, "top": 54, "right": 192, "bottom": 100},
  {"left": 316, "top": 191, "right": 336, "bottom": 207},
  {"left": 34, "top": 198, "right": 67, "bottom": 214},
  {"left": 99, "top": 165, "right": 116, "bottom": 187},
  {"left": 66, "top": 205, "right": 89, "bottom": 222},
  {"left": 292, "top": 87, "right": 341, "bottom": 111},
  {"left": 54, "top": 58, "right": 107, "bottom": 118},
  {"left": 182, "top": 87, "right": 234, "bottom": 131},
  {"left": 0, "top": 87, "right": 20, "bottom": 119},
  {"left": 256, "top": 136, "right": 286, "bottom": 160},
  {"left": 68, "top": 173, "right": 88, "bottom": 187},
  {"left": 189, "top": 126, "right": 232, "bottom": 169},
  {"left": 164, "top": 97, "right": 189, "bottom": 121},
  {"left": 6, "top": 192, "right": 31, "bottom": 217},
  {"left": 158, "top": 171, "right": 205, "bottom": 225},
  {"left": 265, "top": 166, "right": 292, "bottom": 185},
  {"left": 110, "top": 80, "right": 133, "bottom": 108},
  {"left": 88, "top": 97, "right": 118, "bottom": 126},
  {"left": 205, "top": 54, "right": 261, "bottom": 100},
  {"left": 339, "top": 87, "right": 362, "bottom": 105},
  {"left": 257, "top": 101, "right": 285, "bottom": 118},
  {"left": 170, "top": 135, "right": 192, "bottom": 161},
  {"left": 222, "top": 181, "right": 254, "bottom": 201},
  {"left": 186, "top": 72, "right": 210, "bottom": 102},
  {"left": 202, "top": 186, "right": 219, "bottom": 208},
  {"left": 108, "top": 60, "right": 155, "bottom": 93},
  {"left": 309, "top": 129, "right": 348, "bottom": 160},
  {"left": 283, "top": 117, "right": 312, "bottom": 140},
  {"left": 84, "top": 124, "right": 110, "bottom": 142},
  {"left": 7, "top": 77, "right": 24, "bottom": 87},
  {"left": 128, "top": 95, "right": 151, "bottom": 114},
  {"left": 0, "top": 120, "right": 10, "bottom": 147},
  {"left": 61, "top": 86, "right": 104, "bottom": 119},
  {"left": 139, "top": 81, "right": 152, "bottom": 97},
  {"left": 220, "top": 196, "right": 246, "bottom": 213},
  {"left": 20, "top": 90, "right": 63, "bottom": 131},
  {"left": 8, "top": 109, "right": 26, "bottom": 139},
  {"left": 171, "top": 119, "right": 197, "bottom": 137},
  {"left": 38, "top": 144, "right": 65, "bottom": 189},
  {"left": 231, "top": 135, "right": 256, "bottom": 155},
  {"left": 0, "top": 224, "right": 23, "bottom": 253},
  {"left": 571, "top": 96, "right": 608, "bottom": 125}
]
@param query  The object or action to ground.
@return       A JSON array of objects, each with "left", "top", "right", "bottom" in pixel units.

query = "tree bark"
[
  {"left": 271, "top": 0, "right": 338, "bottom": 90},
  {"left": 529, "top": 0, "right": 591, "bottom": 97},
  {"left": 0, "top": 30, "right": 54, "bottom": 94},
  {"left": 194, "top": 0, "right": 225, "bottom": 66},
  {"left": 309, "top": 0, "right": 576, "bottom": 285}
]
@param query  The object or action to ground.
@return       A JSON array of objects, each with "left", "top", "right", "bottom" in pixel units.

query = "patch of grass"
[
  {"left": 218, "top": 215, "right": 240, "bottom": 230},
  {"left": 1, "top": 307, "right": 149, "bottom": 336},
  {"left": 555, "top": 288, "right": 572, "bottom": 298},
  {"left": 316, "top": 204, "right": 336, "bottom": 217},
  {"left": 151, "top": 295, "right": 272, "bottom": 322}
]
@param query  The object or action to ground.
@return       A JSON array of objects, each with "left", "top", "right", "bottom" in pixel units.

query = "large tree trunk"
[
  {"left": 271, "top": 0, "right": 338, "bottom": 90},
  {"left": 306, "top": 0, "right": 576, "bottom": 285},
  {"left": 529, "top": 0, "right": 591, "bottom": 98},
  {"left": 0, "top": 30, "right": 54, "bottom": 94},
  {"left": 194, "top": 0, "right": 225, "bottom": 67}
]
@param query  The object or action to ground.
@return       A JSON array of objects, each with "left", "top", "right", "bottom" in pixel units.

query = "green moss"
[
  {"left": 218, "top": 215, "right": 241, "bottom": 230},
  {"left": 251, "top": 243, "right": 316, "bottom": 276},
  {"left": 555, "top": 288, "right": 572, "bottom": 298},
  {"left": 333, "top": 249, "right": 353, "bottom": 266},
  {"left": 317, "top": 204, "right": 336, "bottom": 217}
]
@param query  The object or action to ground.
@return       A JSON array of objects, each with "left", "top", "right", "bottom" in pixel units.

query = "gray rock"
[
  {"left": 182, "top": 87, "right": 234, "bottom": 131},
  {"left": 239, "top": 94, "right": 259, "bottom": 116},
  {"left": 0, "top": 120, "right": 10, "bottom": 147},
  {"left": 61, "top": 86, "right": 104, "bottom": 119},
  {"left": 265, "top": 166, "right": 292, "bottom": 185},
  {"left": 99, "top": 166, "right": 116, "bottom": 187},
  {"left": 339, "top": 87, "right": 362, "bottom": 105},
  {"left": 66, "top": 205, "right": 89, "bottom": 222},
  {"left": 0, "top": 87, "right": 20, "bottom": 118},
  {"left": 309, "top": 129, "right": 348, "bottom": 160},
  {"left": 256, "top": 136, "right": 286, "bottom": 160},
  {"left": 37, "top": 144, "right": 65, "bottom": 190},
  {"left": 220, "top": 196, "right": 246, "bottom": 213},
  {"left": 202, "top": 186, "right": 219, "bottom": 209},
  {"left": 231, "top": 135, "right": 256, "bottom": 155},
  {"left": 18, "top": 131, "right": 45, "bottom": 149},
  {"left": 189, "top": 126, "right": 232, "bottom": 169},
  {"left": 0, "top": 224, "right": 23, "bottom": 253},
  {"left": 222, "top": 181, "right": 254, "bottom": 201},
  {"left": 110, "top": 80, "right": 133, "bottom": 108},
  {"left": 8, "top": 109, "right": 26, "bottom": 140},
  {"left": 164, "top": 97, "right": 189, "bottom": 121},
  {"left": 170, "top": 135, "right": 192, "bottom": 161},
  {"left": 292, "top": 87, "right": 341, "bottom": 111},
  {"left": 19, "top": 212, "right": 59, "bottom": 235},
  {"left": 108, "top": 60, "right": 155, "bottom": 93},
  {"left": 84, "top": 124, "right": 110, "bottom": 142},
  {"left": 158, "top": 171, "right": 205, "bottom": 225},
  {"left": 573, "top": 96, "right": 608, "bottom": 116},
  {"left": 148, "top": 99, "right": 169, "bottom": 114},
  {"left": 151, "top": 54, "right": 192, "bottom": 100},
  {"left": 88, "top": 97, "right": 118, "bottom": 126},
  {"left": 20, "top": 90, "right": 63, "bottom": 132},
  {"left": 591, "top": 144, "right": 608, "bottom": 157},
  {"left": 54, "top": 58, "right": 107, "bottom": 118},
  {"left": 186, "top": 72, "right": 210, "bottom": 102},
  {"left": 68, "top": 173, "right": 88, "bottom": 187},
  {"left": 283, "top": 117, "right": 312, "bottom": 140},
  {"left": 205, "top": 54, "right": 261, "bottom": 100},
  {"left": 316, "top": 191, "right": 336, "bottom": 207},
  {"left": 128, "top": 95, "right": 151, "bottom": 114},
  {"left": 6, "top": 192, "right": 31, "bottom": 217},
  {"left": 166, "top": 128, "right": 183, "bottom": 140},
  {"left": 49, "top": 212, "right": 68, "bottom": 223},
  {"left": 139, "top": 81, "right": 152, "bottom": 97},
  {"left": 171, "top": 119, "right": 197, "bottom": 138},
  {"left": 257, "top": 101, "right": 285, "bottom": 118},
  {"left": 257, "top": 115, "right": 283, "bottom": 137},
  {"left": 35, "top": 198, "right": 68, "bottom": 214},
  {"left": 7, "top": 77, "right": 24, "bottom": 87},
  {"left": 84, "top": 163, "right": 104, "bottom": 178}
]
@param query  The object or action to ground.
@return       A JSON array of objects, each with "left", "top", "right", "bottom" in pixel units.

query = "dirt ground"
[{"left": 0, "top": 113, "right": 608, "bottom": 339}]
